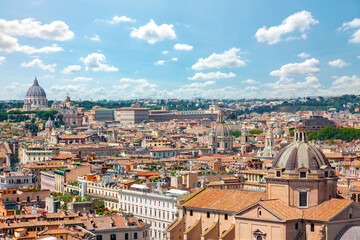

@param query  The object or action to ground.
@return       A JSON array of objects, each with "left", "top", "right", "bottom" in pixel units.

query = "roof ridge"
[{"left": 180, "top": 188, "right": 207, "bottom": 205}]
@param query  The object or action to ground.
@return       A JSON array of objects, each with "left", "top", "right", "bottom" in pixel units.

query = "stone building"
[
  {"left": 23, "top": 77, "right": 48, "bottom": 111},
  {"left": 115, "top": 107, "right": 149, "bottom": 124},
  {"left": 167, "top": 123, "right": 360, "bottom": 240},
  {"left": 209, "top": 112, "right": 233, "bottom": 154},
  {"left": 302, "top": 115, "right": 336, "bottom": 132},
  {"left": 257, "top": 127, "right": 278, "bottom": 160}
]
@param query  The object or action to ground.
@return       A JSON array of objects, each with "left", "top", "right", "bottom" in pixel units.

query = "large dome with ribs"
[
  {"left": 26, "top": 78, "right": 46, "bottom": 98},
  {"left": 271, "top": 123, "right": 331, "bottom": 172},
  {"left": 214, "top": 111, "right": 231, "bottom": 137}
]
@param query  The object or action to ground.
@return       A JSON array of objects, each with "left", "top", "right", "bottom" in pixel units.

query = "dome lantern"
[{"left": 294, "top": 122, "right": 307, "bottom": 142}]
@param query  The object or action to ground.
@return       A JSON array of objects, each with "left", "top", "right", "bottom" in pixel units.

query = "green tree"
[{"left": 231, "top": 130, "right": 242, "bottom": 138}]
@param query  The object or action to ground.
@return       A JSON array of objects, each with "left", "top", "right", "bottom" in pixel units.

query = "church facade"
[{"left": 167, "top": 123, "right": 360, "bottom": 240}]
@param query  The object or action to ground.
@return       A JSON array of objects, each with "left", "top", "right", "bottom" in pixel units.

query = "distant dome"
[
  {"left": 45, "top": 117, "right": 55, "bottom": 129},
  {"left": 23, "top": 77, "right": 48, "bottom": 111},
  {"left": 26, "top": 78, "right": 46, "bottom": 98},
  {"left": 214, "top": 112, "right": 230, "bottom": 137},
  {"left": 271, "top": 123, "right": 331, "bottom": 172}
]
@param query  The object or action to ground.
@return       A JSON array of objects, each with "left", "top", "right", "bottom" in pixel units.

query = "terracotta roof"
[
  {"left": 59, "top": 135, "right": 86, "bottom": 139},
  {"left": 304, "top": 198, "right": 352, "bottom": 221},
  {"left": 258, "top": 199, "right": 302, "bottom": 220},
  {"left": 180, "top": 188, "right": 265, "bottom": 212},
  {"left": 82, "top": 215, "right": 148, "bottom": 230}
]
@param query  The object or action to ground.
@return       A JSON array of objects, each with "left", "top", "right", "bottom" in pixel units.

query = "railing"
[{"left": 85, "top": 192, "right": 118, "bottom": 202}]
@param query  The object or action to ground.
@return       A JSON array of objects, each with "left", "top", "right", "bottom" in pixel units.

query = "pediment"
[{"left": 235, "top": 201, "right": 284, "bottom": 221}]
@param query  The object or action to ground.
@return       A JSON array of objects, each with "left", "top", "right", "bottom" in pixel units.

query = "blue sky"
[{"left": 0, "top": 0, "right": 360, "bottom": 100}]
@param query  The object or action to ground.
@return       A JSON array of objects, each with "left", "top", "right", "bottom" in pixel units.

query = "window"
[
  {"left": 207, "top": 212, "right": 210, "bottom": 218},
  {"left": 350, "top": 207, "right": 353, "bottom": 219},
  {"left": 134, "top": 233, "right": 138, "bottom": 239},
  {"left": 225, "top": 214, "right": 228, "bottom": 220},
  {"left": 258, "top": 208, "right": 262, "bottom": 217},
  {"left": 257, "top": 236, "right": 263, "bottom": 240},
  {"left": 125, "top": 233, "right": 129, "bottom": 240},
  {"left": 295, "top": 223, "right": 298, "bottom": 230},
  {"left": 27, "top": 196, "right": 30, "bottom": 202},
  {"left": 311, "top": 223, "right": 314, "bottom": 232},
  {"left": 325, "top": 171, "right": 329, "bottom": 178},
  {"left": 299, "top": 192, "right": 307, "bottom": 207},
  {"left": 190, "top": 210, "right": 193, "bottom": 216},
  {"left": 96, "top": 235, "right": 102, "bottom": 240},
  {"left": 276, "top": 171, "right": 281, "bottom": 177},
  {"left": 110, "top": 234, "right": 116, "bottom": 240},
  {"left": 300, "top": 172, "right": 307, "bottom": 178}
]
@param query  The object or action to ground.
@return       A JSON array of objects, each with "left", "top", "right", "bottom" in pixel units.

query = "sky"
[{"left": 0, "top": 0, "right": 360, "bottom": 100}]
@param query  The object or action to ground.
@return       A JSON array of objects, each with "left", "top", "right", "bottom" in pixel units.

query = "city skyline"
[{"left": 0, "top": 0, "right": 360, "bottom": 100}]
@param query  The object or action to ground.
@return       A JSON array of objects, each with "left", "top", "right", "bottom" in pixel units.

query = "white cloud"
[
  {"left": 0, "top": 33, "right": 63, "bottom": 54},
  {"left": 43, "top": 74, "right": 54, "bottom": 79},
  {"left": 339, "top": 18, "right": 360, "bottom": 43},
  {"left": 110, "top": 16, "right": 136, "bottom": 24},
  {"left": 0, "top": 18, "right": 74, "bottom": 41},
  {"left": 298, "top": 52, "right": 310, "bottom": 58},
  {"left": 154, "top": 60, "right": 165, "bottom": 66},
  {"left": 182, "top": 81, "right": 215, "bottom": 88},
  {"left": 241, "top": 79, "right": 259, "bottom": 84},
  {"left": 72, "top": 77, "right": 93, "bottom": 82},
  {"left": 1, "top": 82, "right": 32, "bottom": 99},
  {"left": 340, "top": 18, "right": 360, "bottom": 30},
  {"left": 21, "top": 58, "right": 56, "bottom": 72},
  {"left": 130, "top": 19, "right": 176, "bottom": 44},
  {"left": 90, "top": 34, "right": 100, "bottom": 41},
  {"left": 61, "top": 65, "right": 81, "bottom": 74},
  {"left": 172, "top": 57, "right": 178, "bottom": 61},
  {"left": 255, "top": 11, "right": 318, "bottom": 45},
  {"left": 328, "top": 75, "right": 360, "bottom": 95},
  {"left": 162, "top": 50, "right": 169, "bottom": 54},
  {"left": 80, "top": 53, "right": 118, "bottom": 72},
  {"left": 270, "top": 58, "right": 320, "bottom": 76},
  {"left": 263, "top": 76, "right": 322, "bottom": 98},
  {"left": 188, "top": 71, "right": 236, "bottom": 80},
  {"left": 174, "top": 43, "right": 193, "bottom": 51},
  {"left": 328, "top": 59, "right": 350, "bottom": 68},
  {"left": 192, "top": 48, "right": 245, "bottom": 70},
  {"left": 0, "top": 56, "right": 5, "bottom": 65},
  {"left": 245, "top": 86, "right": 259, "bottom": 90},
  {"left": 117, "top": 78, "right": 158, "bottom": 98}
]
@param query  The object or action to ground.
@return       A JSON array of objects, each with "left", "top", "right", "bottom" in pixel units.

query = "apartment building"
[
  {"left": 20, "top": 146, "right": 60, "bottom": 164},
  {"left": 79, "top": 179, "right": 189, "bottom": 240},
  {"left": 0, "top": 171, "right": 33, "bottom": 189},
  {"left": 115, "top": 107, "right": 149, "bottom": 124}
]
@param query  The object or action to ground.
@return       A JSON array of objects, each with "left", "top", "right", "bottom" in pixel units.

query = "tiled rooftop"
[
  {"left": 180, "top": 188, "right": 265, "bottom": 212},
  {"left": 304, "top": 198, "right": 352, "bottom": 221}
]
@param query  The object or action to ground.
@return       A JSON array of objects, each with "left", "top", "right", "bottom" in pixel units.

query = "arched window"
[
  {"left": 257, "top": 236, "right": 263, "bottom": 240},
  {"left": 358, "top": 194, "right": 360, "bottom": 203},
  {"left": 352, "top": 193, "right": 356, "bottom": 201},
  {"left": 258, "top": 208, "right": 262, "bottom": 217}
]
